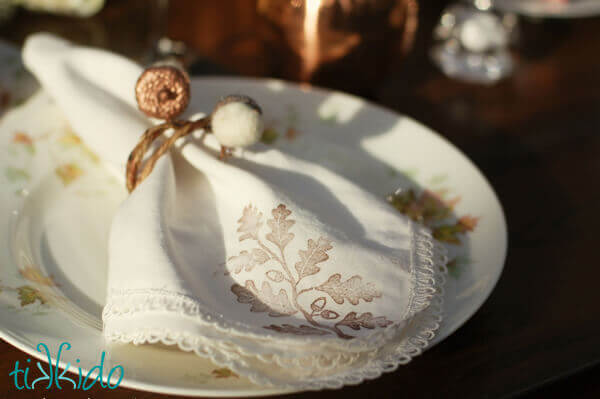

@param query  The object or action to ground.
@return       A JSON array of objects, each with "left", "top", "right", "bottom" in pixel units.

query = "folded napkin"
[{"left": 23, "top": 33, "right": 447, "bottom": 389}]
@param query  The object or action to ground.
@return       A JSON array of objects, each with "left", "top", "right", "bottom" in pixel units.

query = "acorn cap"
[
  {"left": 135, "top": 64, "right": 190, "bottom": 120},
  {"left": 213, "top": 94, "right": 262, "bottom": 115}
]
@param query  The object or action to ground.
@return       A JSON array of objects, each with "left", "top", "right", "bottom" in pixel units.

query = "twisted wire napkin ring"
[{"left": 126, "top": 62, "right": 264, "bottom": 193}]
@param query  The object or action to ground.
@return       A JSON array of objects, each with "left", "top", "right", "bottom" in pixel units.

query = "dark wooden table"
[{"left": 1, "top": 1, "right": 600, "bottom": 398}]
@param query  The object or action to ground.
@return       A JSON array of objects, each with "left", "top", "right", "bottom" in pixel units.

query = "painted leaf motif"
[
  {"left": 17, "top": 286, "right": 45, "bottom": 306},
  {"left": 266, "top": 204, "right": 295, "bottom": 249},
  {"left": 5, "top": 167, "right": 30, "bottom": 183},
  {"left": 316, "top": 273, "right": 381, "bottom": 305},
  {"left": 231, "top": 281, "right": 296, "bottom": 317},
  {"left": 432, "top": 224, "right": 462, "bottom": 245},
  {"left": 320, "top": 309, "right": 340, "bottom": 320},
  {"left": 458, "top": 215, "right": 479, "bottom": 232},
  {"left": 55, "top": 163, "right": 83, "bottom": 186},
  {"left": 311, "top": 297, "right": 326, "bottom": 312},
  {"left": 59, "top": 131, "right": 83, "bottom": 147},
  {"left": 13, "top": 132, "right": 33, "bottom": 145},
  {"left": 295, "top": 237, "right": 333, "bottom": 280},
  {"left": 237, "top": 205, "right": 263, "bottom": 241},
  {"left": 12, "top": 132, "right": 35, "bottom": 154},
  {"left": 264, "top": 324, "right": 330, "bottom": 336},
  {"left": 211, "top": 368, "right": 238, "bottom": 379},
  {"left": 19, "top": 267, "right": 55, "bottom": 286},
  {"left": 266, "top": 270, "right": 284, "bottom": 282},
  {"left": 337, "top": 312, "right": 393, "bottom": 331},
  {"left": 419, "top": 190, "right": 453, "bottom": 223}
]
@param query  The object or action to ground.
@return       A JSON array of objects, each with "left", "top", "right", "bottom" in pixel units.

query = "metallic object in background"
[
  {"left": 493, "top": 0, "right": 600, "bottom": 19},
  {"left": 257, "top": 0, "right": 418, "bottom": 92},
  {"left": 431, "top": 1, "right": 518, "bottom": 84}
]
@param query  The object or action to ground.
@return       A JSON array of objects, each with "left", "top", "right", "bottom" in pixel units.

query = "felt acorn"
[
  {"left": 211, "top": 95, "right": 264, "bottom": 157},
  {"left": 127, "top": 64, "right": 264, "bottom": 192}
]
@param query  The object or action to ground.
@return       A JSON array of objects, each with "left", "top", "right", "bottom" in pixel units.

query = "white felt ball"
[{"left": 211, "top": 101, "right": 264, "bottom": 148}]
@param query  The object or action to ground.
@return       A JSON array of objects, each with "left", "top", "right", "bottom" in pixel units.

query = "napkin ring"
[{"left": 126, "top": 62, "right": 264, "bottom": 193}]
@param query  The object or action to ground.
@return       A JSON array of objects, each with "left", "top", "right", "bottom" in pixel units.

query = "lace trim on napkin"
[
  {"left": 103, "top": 234, "right": 447, "bottom": 389},
  {"left": 103, "top": 225, "right": 447, "bottom": 353}
]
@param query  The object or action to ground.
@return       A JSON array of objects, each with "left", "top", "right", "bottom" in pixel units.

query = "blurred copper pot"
[{"left": 168, "top": 0, "right": 418, "bottom": 93}]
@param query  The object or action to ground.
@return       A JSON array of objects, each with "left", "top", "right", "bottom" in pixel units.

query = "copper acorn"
[{"left": 135, "top": 63, "right": 190, "bottom": 120}]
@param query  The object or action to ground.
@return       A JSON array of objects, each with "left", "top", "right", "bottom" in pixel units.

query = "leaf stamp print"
[
  {"left": 227, "top": 203, "right": 393, "bottom": 339},
  {"left": 335, "top": 312, "right": 393, "bottom": 331},
  {"left": 231, "top": 281, "right": 296, "bottom": 317},
  {"left": 226, "top": 249, "right": 269, "bottom": 274},
  {"left": 316, "top": 274, "right": 381, "bottom": 305},
  {"left": 295, "top": 237, "right": 332, "bottom": 280},
  {"left": 266, "top": 204, "right": 295, "bottom": 250},
  {"left": 237, "top": 205, "right": 263, "bottom": 241},
  {"left": 266, "top": 270, "right": 285, "bottom": 282}
]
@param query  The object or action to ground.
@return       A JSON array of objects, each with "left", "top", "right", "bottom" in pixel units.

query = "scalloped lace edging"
[
  {"left": 103, "top": 226, "right": 448, "bottom": 390},
  {"left": 104, "top": 258, "right": 446, "bottom": 390},
  {"left": 102, "top": 223, "right": 446, "bottom": 353}
]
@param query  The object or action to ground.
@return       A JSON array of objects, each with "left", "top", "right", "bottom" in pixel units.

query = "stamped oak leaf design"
[
  {"left": 231, "top": 281, "right": 297, "bottom": 317},
  {"left": 335, "top": 312, "right": 393, "bottom": 331},
  {"left": 227, "top": 249, "right": 269, "bottom": 274},
  {"left": 237, "top": 205, "right": 263, "bottom": 241},
  {"left": 266, "top": 204, "right": 295, "bottom": 250},
  {"left": 228, "top": 203, "right": 392, "bottom": 339},
  {"left": 316, "top": 273, "right": 381, "bottom": 305},
  {"left": 295, "top": 237, "right": 333, "bottom": 280}
]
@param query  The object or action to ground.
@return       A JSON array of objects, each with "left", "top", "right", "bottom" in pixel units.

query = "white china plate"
[
  {"left": 494, "top": 0, "right": 600, "bottom": 18},
  {"left": 0, "top": 77, "right": 507, "bottom": 396}
]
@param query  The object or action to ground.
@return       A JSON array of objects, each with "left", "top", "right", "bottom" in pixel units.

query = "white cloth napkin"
[{"left": 23, "top": 33, "right": 447, "bottom": 389}]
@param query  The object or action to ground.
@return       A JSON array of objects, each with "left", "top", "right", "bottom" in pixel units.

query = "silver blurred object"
[
  {"left": 493, "top": 0, "right": 600, "bottom": 19},
  {"left": 431, "top": 1, "right": 518, "bottom": 84}
]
